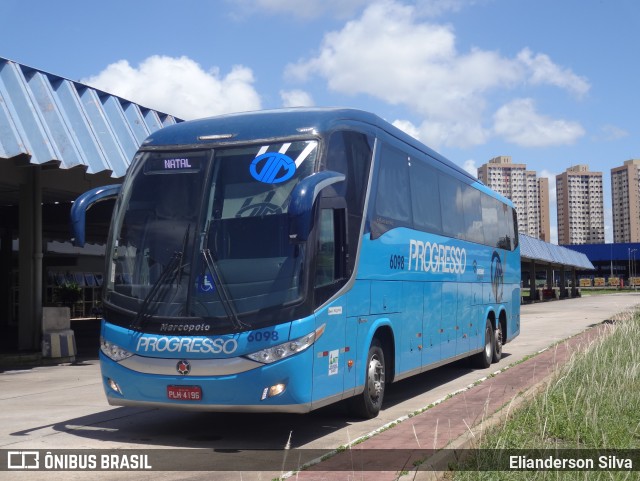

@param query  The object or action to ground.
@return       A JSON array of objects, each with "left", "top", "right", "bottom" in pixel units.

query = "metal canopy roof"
[
  {"left": 0, "top": 56, "right": 181, "bottom": 178},
  {"left": 520, "top": 234, "right": 594, "bottom": 270}
]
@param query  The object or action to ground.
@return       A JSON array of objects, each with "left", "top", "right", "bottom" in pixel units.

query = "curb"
[{"left": 0, "top": 351, "right": 76, "bottom": 370}]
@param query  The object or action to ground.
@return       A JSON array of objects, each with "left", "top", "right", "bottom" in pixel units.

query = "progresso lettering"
[
  {"left": 408, "top": 240, "right": 467, "bottom": 274},
  {"left": 136, "top": 336, "right": 238, "bottom": 355}
]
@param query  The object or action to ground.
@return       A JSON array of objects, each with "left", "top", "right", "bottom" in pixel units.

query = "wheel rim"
[
  {"left": 495, "top": 327, "right": 503, "bottom": 357},
  {"left": 484, "top": 326, "right": 492, "bottom": 358},
  {"left": 367, "top": 354, "right": 384, "bottom": 402}
]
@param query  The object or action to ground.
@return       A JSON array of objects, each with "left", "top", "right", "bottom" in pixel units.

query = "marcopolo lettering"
[
  {"left": 160, "top": 322, "right": 211, "bottom": 333},
  {"left": 408, "top": 240, "right": 467, "bottom": 274},
  {"left": 136, "top": 336, "right": 238, "bottom": 355}
]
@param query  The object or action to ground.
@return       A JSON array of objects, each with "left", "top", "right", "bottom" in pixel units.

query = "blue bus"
[{"left": 72, "top": 108, "right": 520, "bottom": 418}]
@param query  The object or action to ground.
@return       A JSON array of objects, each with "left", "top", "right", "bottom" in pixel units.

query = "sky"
[{"left": 1, "top": 0, "right": 638, "bottom": 244}]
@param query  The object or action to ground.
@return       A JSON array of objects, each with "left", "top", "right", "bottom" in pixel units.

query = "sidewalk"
[{"left": 294, "top": 319, "right": 617, "bottom": 480}]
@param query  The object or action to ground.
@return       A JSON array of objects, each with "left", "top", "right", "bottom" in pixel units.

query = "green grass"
[
  {"left": 448, "top": 309, "right": 640, "bottom": 480},
  {"left": 580, "top": 288, "right": 631, "bottom": 296}
]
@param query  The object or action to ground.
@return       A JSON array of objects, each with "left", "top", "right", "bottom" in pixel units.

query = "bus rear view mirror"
[
  {"left": 70, "top": 185, "right": 122, "bottom": 247},
  {"left": 288, "top": 171, "right": 345, "bottom": 242}
]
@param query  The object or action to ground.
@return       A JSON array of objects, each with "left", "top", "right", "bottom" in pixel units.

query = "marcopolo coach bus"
[{"left": 71, "top": 108, "right": 520, "bottom": 418}]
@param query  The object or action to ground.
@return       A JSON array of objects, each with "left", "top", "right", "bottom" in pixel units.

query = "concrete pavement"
[{"left": 1, "top": 292, "right": 639, "bottom": 480}]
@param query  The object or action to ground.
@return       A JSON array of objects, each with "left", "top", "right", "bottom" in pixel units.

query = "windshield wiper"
[
  {"left": 201, "top": 248, "right": 249, "bottom": 331},
  {"left": 130, "top": 225, "right": 191, "bottom": 331}
]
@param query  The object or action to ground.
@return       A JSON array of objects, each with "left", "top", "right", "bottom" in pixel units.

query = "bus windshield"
[{"left": 104, "top": 140, "right": 318, "bottom": 333}]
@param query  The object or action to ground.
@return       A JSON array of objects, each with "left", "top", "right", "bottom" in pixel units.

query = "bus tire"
[
  {"left": 493, "top": 324, "right": 503, "bottom": 363},
  {"left": 348, "top": 338, "right": 385, "bottom": 419},
  {"left": 474, "top": 319, "right": 494, "bottom": 369}
]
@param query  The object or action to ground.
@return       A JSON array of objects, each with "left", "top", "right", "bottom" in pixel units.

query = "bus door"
[
  {"left": 311, "top": 205, "right": 352, "bottom": 405},
  {"left": 311, "top": 300, "right": 349, "bottom": 406}
]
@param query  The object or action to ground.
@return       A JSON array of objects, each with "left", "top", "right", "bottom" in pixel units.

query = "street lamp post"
[
  {"left": 630, "top": 248, "right": 637, "bottom": 290},
  {"left": 634, "top": 250, "right": 637, "bottom": 291}
]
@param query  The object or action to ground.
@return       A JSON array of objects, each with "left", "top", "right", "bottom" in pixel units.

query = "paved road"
[{"left": 1, "top": 293, "right": 639, "bottom": 480}]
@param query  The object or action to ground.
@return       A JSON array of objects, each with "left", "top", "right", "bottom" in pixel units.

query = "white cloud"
[
  {"left": 82, "top": 56, "right": 261, "bottom": 120},
  {"left": 493, "top": 98, "right": 585, "bottom": 147},
  {"left": 539, "top": 169, "right": 557, "bottom": 205},
  {"left": 286, "top": 1, "right": 595, "bottom": 149},
  {"left": 539, "top": 168, "right": 558, "bottom": 244},
  {"left": 392, "top": 119, "right": 422, "bottom": 141},
  {"left": 462, "top": 159, "right": 478, "bottom": 177},
  {"left": 549, "top": 225, "right": 558, "bottom": 245},
  {"left": 392, "top": 118, "right": 488, "bottom": 149},
  {"left": 517, "top": 48, "right": 590, "bottom": 98},
  {"left": 599, "top": 124, "right": 629, "bottom": 141},
  {"left": 280, "top": 89, "right": 315, "bottom": 107}
]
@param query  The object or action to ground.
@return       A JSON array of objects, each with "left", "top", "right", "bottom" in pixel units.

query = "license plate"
[{"left": 167, "top": 385, "right": 202, "bottom": 401}]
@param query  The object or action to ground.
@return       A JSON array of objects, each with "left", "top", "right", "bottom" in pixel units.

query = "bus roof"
[{"left": 142, "top": 108, "right": 478, "bottom": 184}]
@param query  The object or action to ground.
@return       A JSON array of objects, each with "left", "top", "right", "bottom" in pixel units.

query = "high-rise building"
[
  {"left": 477, "top": 156, "right": 550, "bottom": 241},
  {"left": 611, "top": 159, "right": 640, "bottom": 243},
  {"left": 556, "top": 165, "right": 604, "bottom": 245}
]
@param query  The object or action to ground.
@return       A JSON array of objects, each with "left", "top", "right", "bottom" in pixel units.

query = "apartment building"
[
  {"left": 556, "top": 165, "right": 605, "bottom": 245},
  {"left": 611, "top": 159, "right": 640, "bottom": 243},
  {"left": 477, "top": 156, "right": 550, "bottom": 241}
]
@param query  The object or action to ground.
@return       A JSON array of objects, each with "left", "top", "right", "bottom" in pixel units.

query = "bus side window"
[
  {"left": 497, "top": 204, "right": 513, "bottom": 250},
  {"left": 371, "top": 143, "right": 412, "bottom": 238},
  {"left": 316, "top": 209, "right": 336, "bottom": 287},
  {"left": 481, "top": 194, "right": 500, "bottom": 248},
  {"left": 461, "top": 184, "right": 484, "bottom": 244},
  {"left": 410, "top": 160, "right": 442, "bottom": 234},
  {"left": 316, "top": 208, "right": 347, "bottom": 284},
  {"left": 439, "top": 174, "right": 465, "bottom": 240}
]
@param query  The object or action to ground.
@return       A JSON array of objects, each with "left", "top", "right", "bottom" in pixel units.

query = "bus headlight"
[
  {"left": 245, "top": 324, "right": 325, "bottom": 364},
  {"left": 100, "top": 337, "right": 134, "bottom": 362}
]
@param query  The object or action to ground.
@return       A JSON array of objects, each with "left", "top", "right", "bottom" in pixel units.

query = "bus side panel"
[
  {"left": 471, "top": 282, "right": 484, "bottom": 350},
  {"left": 398, "top": 281, "right": 423, "bottom": 376},
  {"left": 455, "top": 283, "right": 472, "bottom": 356},
  {"left": 510, "top": 284, "right": 521, "bottom": 340},
  {"left": 422, "top": 282, "right": 442, "bottom": 367},
  {"left": 441, "top": 282, "right": 457, "bottom": 360}
]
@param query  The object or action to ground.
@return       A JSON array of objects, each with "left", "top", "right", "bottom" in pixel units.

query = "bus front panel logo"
[
  {"left": 249, "top": 153, "right": 296, "bottom": 184},
  {"left": 176, "top": 360, "right": 191, "bottom": 375}
]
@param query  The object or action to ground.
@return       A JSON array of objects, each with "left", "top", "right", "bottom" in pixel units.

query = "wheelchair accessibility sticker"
[{"left": 197, "top": 274, "right": 216, "bottom": 293}]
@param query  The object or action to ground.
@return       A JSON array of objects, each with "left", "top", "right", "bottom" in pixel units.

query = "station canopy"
[
  {"left": 520, "top": 234, "right": 594, "bottom": 270},
  {"left": 0, "top": 56, "right": 182, "bottom": 242}
]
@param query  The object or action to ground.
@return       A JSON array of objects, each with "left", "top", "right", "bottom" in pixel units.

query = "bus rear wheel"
[
  {"left": 474, "top": 319, "right": 494, "bottom": 369},
  {"left": 348, "top": 339, "right": 385, "bottom": 419},
  {"left": 493, "top": 324, "right": 503, "bottom": 363}
]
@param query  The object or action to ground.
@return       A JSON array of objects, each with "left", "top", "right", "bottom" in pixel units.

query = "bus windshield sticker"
[
  {"left": 197, "top": 274, "right": 216, "bottom": 293},
  {"left": 249, "top": 142, "right": 317, "bottom": 184},
  {"left": 250, "top": 152, "right": 295, "bottom": 184}
]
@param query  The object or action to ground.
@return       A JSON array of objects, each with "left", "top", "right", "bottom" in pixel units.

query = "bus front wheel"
[
  {"left": 474, "top": 319, "right": 494, "bottom": 369},
  {"left": 349, "top": 339, "right": 385, "bottom": 419}
]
